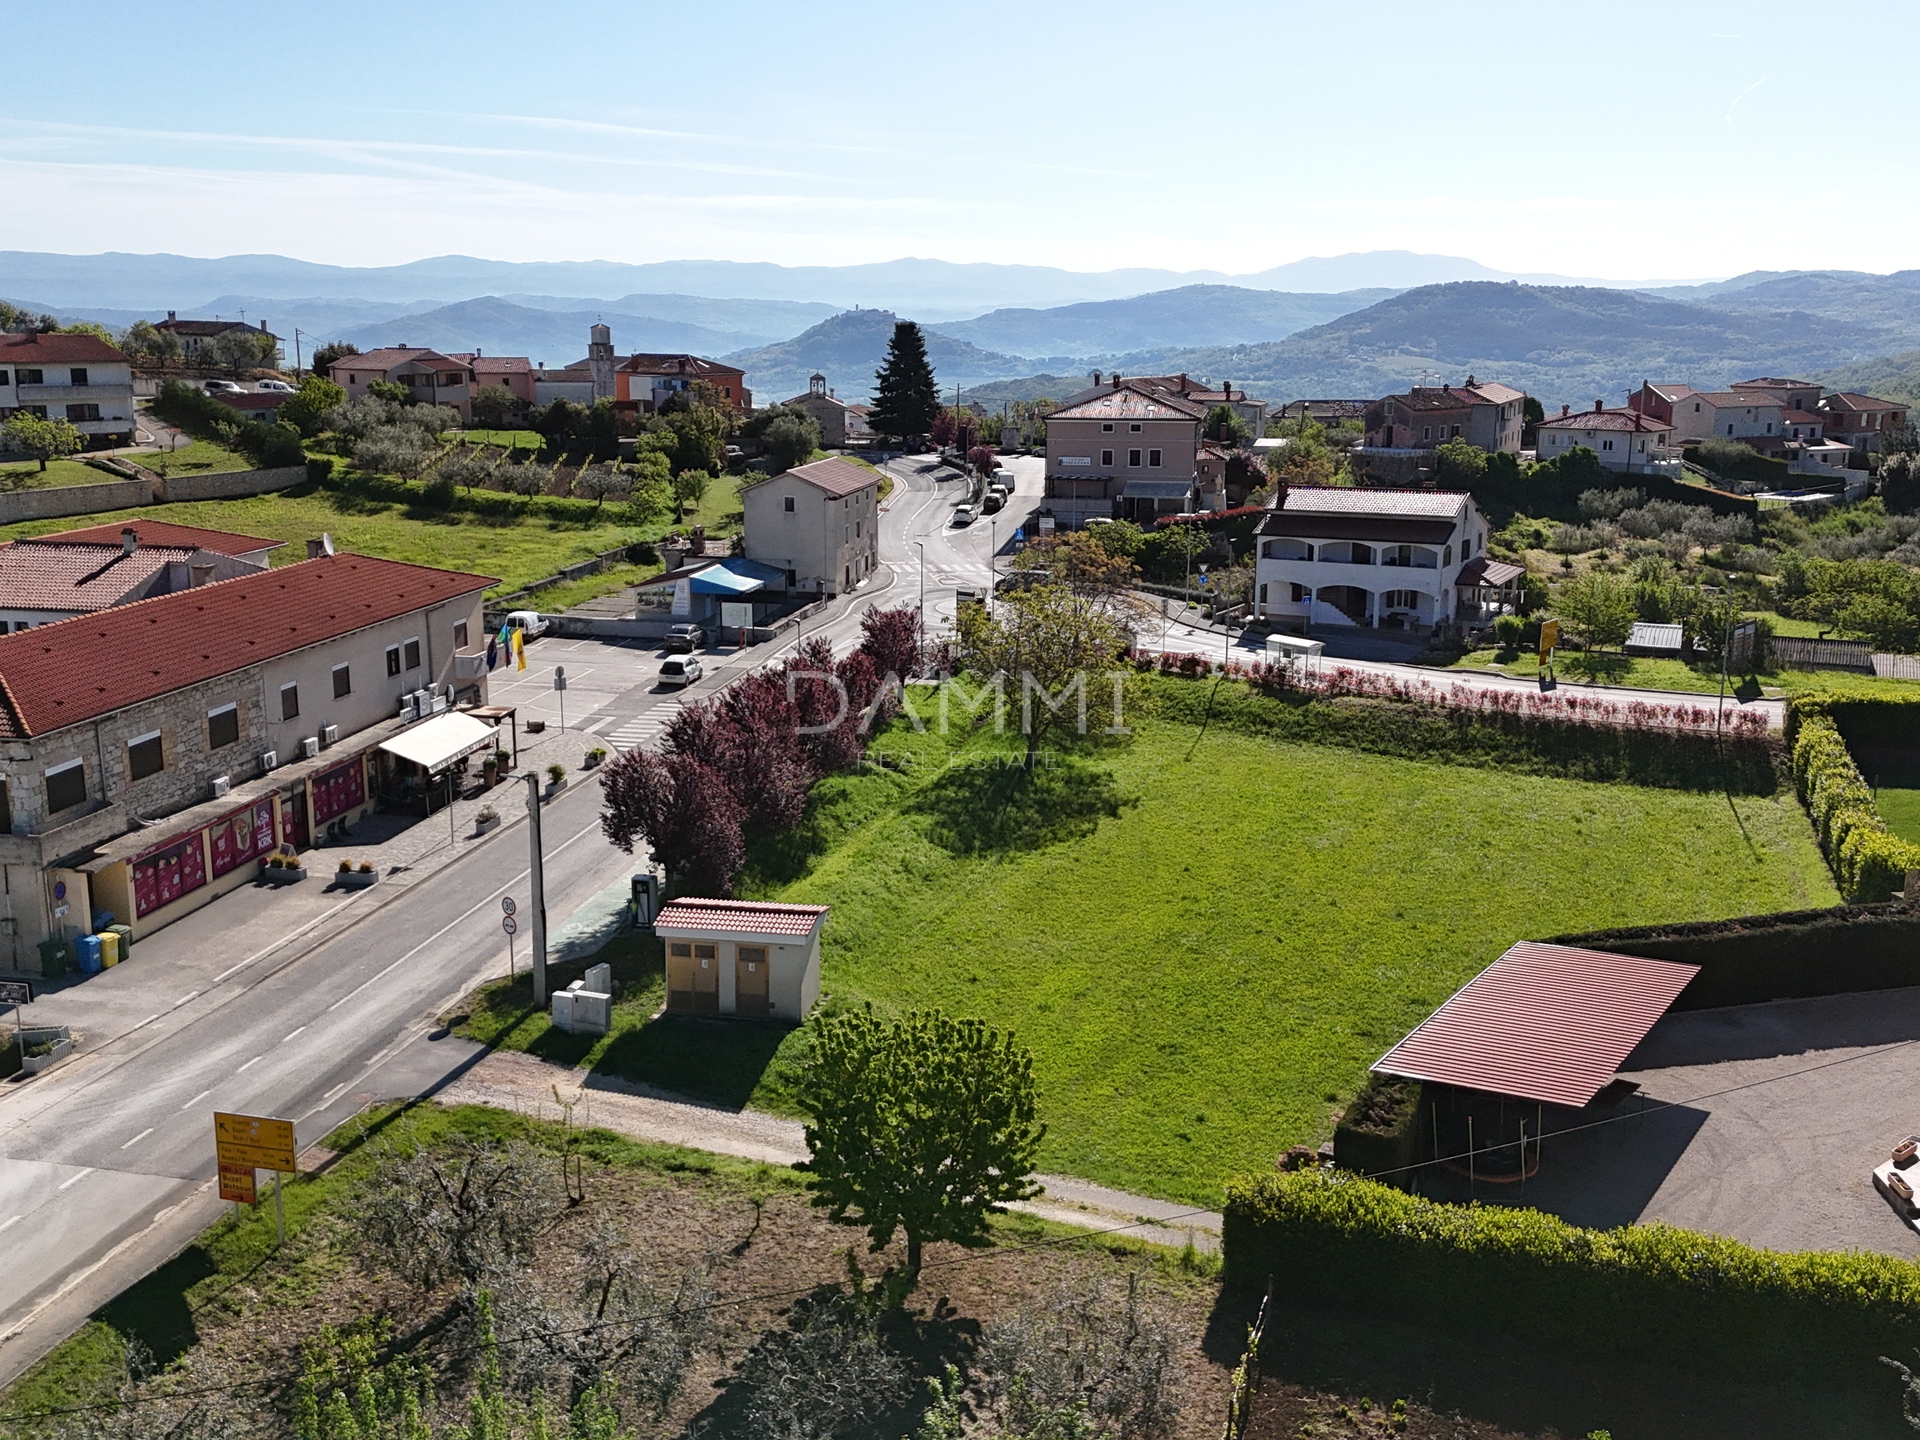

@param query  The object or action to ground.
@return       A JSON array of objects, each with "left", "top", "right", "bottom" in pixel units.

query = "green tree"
[
  {"left": 311, "top": 341, "right": 360, "bottom": 378},
  {"left": 58, "top": 320, "right": 115, "bottom": 343},
  {"left": 1881, "top": 452, "right": 1920, "bottom": 514},
  {"left": 368, "top": 378, "right": 417, "bottom": 407},
  {"left": 3, "top": 412, "right": 84, "bottom": 471},
  {"left": 868, "top": 321, "right": 940, "bottom": 445},
  {"left": 121, "top": 318, "right": 183, "bottom": 365},
  {"left": 658, "top": 403, "right": 732, "bottom": 476},
  {"left": 954, "top": 582, "right": 1137, "bottom": 767},
  {"left": 671, "top": 467, "right": 711, "bottom": 518},
  {"left": 1433, "top": 436, "right": 1488, "bottom": 485},
  {"left": 799, "top": 1005, "right": 1045, "bottom": 1275},
  {"left": 0, "top": 301, "right": 56, "bottom": 332},
  {"left": 1085, "top": 517, "right": 1143, "bottom": 558},
  {"left": 1553, "top": 570, "right": 1635, "bottom": 652},
  {"left": 1202, "top": 404, "right": 1250, "bottom": 445},
  {"left": 199, "top": 327, "right": 280, "bottom": 373},
  {"left": 1838, "top": 593, "right": 1920, "bottom": 652},
  {"left": 471, "top": 384, "right": 524, "bottom": 429},
  {"left": 761, "top": 413, "right": 820, "bottom": 471},
  {"left": 278, "top": 374, "right": 346, "bottom": 436}
]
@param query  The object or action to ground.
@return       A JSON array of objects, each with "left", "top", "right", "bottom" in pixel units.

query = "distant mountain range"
[{"left": 720, "top": 310, "right": 1065, "bottom": 405}]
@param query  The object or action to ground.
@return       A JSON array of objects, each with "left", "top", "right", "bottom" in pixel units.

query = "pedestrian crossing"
[{"left": 602, "top": 704, "right": 681, "bottom": 753}]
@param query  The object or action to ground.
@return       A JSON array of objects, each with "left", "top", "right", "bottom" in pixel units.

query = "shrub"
[
  {"left": 547, "top": 763, "right": 567, "bottom": 785},
  {"left": 1788, "top": 698, "right": 1920, "bottom": 901}
]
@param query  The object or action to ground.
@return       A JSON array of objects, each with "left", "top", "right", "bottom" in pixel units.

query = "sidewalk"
[{"left": 436, "top": 1049, "right": 1222, "bottom": 1252}]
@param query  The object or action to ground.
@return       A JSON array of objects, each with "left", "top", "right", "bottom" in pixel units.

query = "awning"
[
  {"left": 377, "top": 711, "right": 499, "bottom": 773},
  {"left": 690, "top": 557, "right": 787, "bottom": 595},
  {"left": 1370, "top": 942, "right": 1699, "bottom": 1108},
  {"left": 1120, "top": 479, "right": 1196, "bottom": 500}
]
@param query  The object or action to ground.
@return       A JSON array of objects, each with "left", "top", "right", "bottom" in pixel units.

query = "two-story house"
[
  {"left": 0, "top": 552, "right": 494, "bottom": 964},
  {"left": 1252, "top": 489, "right": 1506, "bottom": 631},
  {"left": 327, "top": 347, "right": 479, "bottom": 420},
  {"left": 1819, "top": 392, "right": 1908, "bottom": 453},
  {"left": 153, "top": 313, "right": 280, "bottom": 361},
  {"left": 741, "top": 457, "right": 880, "bottom": 596},
  {"left": 0, "top": 332, "right": 137, "bottom": 449},
  {"left": 1043, "top": 378, "right": 1206, "bottom": 527},
  {"left": 615, "top": 353, "right": 751, "bottom": 414},
  {"left": 1535, "top": 402, "right": 1677, "bottom": 473},
  {"left": 1363, "top": 377, "right": 1526, "bottom": 453},
  {"left": 0, "top": 521, "right": 284, "bottom": 630},
  {"left": 1634, "top": 386, "right": 1784, "bottom": 444}
]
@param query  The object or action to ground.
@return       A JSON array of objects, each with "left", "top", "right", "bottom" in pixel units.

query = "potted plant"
[
  {"left": 262, "top": 852, "right": 306, "bottom": 885},
  {"left": 545, "top": 762, "right": 568, "bottom": 795},
  {"left": 495, "top": 748, "right": 513, "bottom": 773},
  {"left": 475, "top": 804, "right": 501, "bottom": 836},
  {"left": 338, "top": 859, "right": 378, "bottom": 890},
  {"left": 482, "top": 756, "right": 498, "bottom": 788},
  {"left": 583, "top": 746, "right": 608, "bottom": 770},
  {"left": 18, "top": 1025, "right": 73, "bottom": 1075}
]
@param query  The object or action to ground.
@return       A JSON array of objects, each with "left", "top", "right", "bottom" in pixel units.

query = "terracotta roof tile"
[
  {"left": 0, "top": 332, "right": 128, "bottom": 363},
  {"left": 1276, "top": 487, "right": 1469, "bottom": 519},
  {"left": 1537, "top": 408, "right": 1673, "bottom": 433},
  {"left": 21, "top": 521, "right": 284, "bottom": 557},
  {"left": 0, "top": 543, "right": 191, "bottom": 611},
  {"left": 654, "top": 898, "right": 829, "bottom": 937},
  {"left": 777, "top": 457, "right": 879, "bottom": 498},
  {"left": 0, "top": 554, "right": 496, "bottom": 739}
]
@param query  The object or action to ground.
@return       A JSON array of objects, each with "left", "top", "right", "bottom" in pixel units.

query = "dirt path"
[{"left": 437, "top": 1050, "right": 1223, "bottom": 1252}]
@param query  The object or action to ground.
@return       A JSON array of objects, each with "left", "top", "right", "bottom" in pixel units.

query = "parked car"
[
  {"left": 504, "top": 610, "right": 548, "bottom": 640},
  {"left": 981, "top": 491, "right": 1004, "bottom": 513},
  {"left": 203, "top": 379, "right": 243, "bottom": 394},
  {"left": 664, "top": 623, "right": 707, "bottom": 652},
  {"left": 660, "top": 655, "right": 703, "bottom": 688},
  {"left": 952, "top": 504, "right": 977, "bottom": 526},
  {"left": 255, "top": 379, "right": 296, "bottom": 393}
]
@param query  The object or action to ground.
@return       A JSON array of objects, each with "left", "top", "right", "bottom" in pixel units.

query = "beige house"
[
  {"left": 1535, "top": 403, "right": 1677, "bottom": 473},
  {"left": 1043, "top": 377, "right": 1206, "bottom": 527},
  {"left": 655, "top": 898, "right": 827, "bottom": 1020},
  {"left": 0, "top": 332, "right": 137, "bottom": 449},
  {"left": 741, "top": 457, "right": 880, "bottom": 596},
  {"left": 327, "top": 347, "right": 478, "bottom": 421},
  {"left": 0, "top": 552, "right": 494, "bottom": 964},
  {"left": 784, "top": 374, "right": 873, "bottom": 448},
  {"left": 1819, "top": 391, "right": 1909, "bottom": 453}
]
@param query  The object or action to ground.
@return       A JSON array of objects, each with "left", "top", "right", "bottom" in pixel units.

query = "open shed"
[{"left": 653, "top": 898, "right": 828, "bottom": 1021}]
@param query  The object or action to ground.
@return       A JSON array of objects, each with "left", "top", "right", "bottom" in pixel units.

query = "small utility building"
[{"left": 653, "top": 898, "right": 827, "bottom": 1020}]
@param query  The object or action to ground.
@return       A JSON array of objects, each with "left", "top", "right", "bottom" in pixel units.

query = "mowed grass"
[
  {"left": 132, "top": 438, "right": 256, "bottom": 474},
  {"left": 0, "top": 458, "right": 112, "bottom": 489}
]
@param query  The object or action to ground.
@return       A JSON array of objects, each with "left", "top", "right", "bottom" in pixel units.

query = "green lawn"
[
  {"left": 127, "top": 438, "right": 256, "bottom": 475},
  {"left": 1440, "top": 646, "right": 1920, "bottom": 700},
  {"left": 459, "top": 691, "right": 1838, "bottom": 1206},
  {"left": 0, "top": 458, "right": 113, "bottom": 489},
  {"left": 444, "top": 428, "right": 543, "bottom": 450}
]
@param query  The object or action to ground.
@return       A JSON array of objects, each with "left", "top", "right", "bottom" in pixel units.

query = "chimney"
[
  {"left": 1091, "top": 371, "right": 1102, "bottom": 386},
  {"left": 189, "top": 561, "right": 216, "bottom": 588},
  {"left": 260, "top": 318, "right": 268, "bottom": 332},
  {"left": 1561, "top": 404, "right": 1571, "bottom": 417},
  {"left": 1594, "top": 399, "right": 1604, "bottom": 413},
  {"left": 1111, "top": 372, "right": 1121, "bottom": 389},
  {"left": 1178, "top": 372, "right": 1189, "bottom": 391},
  {"left": 306, "top": 538, "right": 326, "bottom": 559},
  {"left": 120, "top": 527, "right": 137, "bottom": 557},
  {"left": 166, "top": 310, "right": 176, "bottom": 322}
]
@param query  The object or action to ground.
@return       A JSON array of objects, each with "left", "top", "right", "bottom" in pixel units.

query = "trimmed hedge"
[
  {"left": 1787, "top": 695, "right": 1920, "bottom": 902},
  {"left": 1331, "top": 1073, "right": 1423, "bottom": 1181},
  {"left": 151, "top": 379, "right": 305, "bottom": 468},
  {"left": 1553, "top": 902, "right": 1920, "bottom": 1008},
  {"left": 1223, "top": 1169, "right": 1920, "bottom": 1384},
  {"left": 1135, "top": 672, "right": 1781, "bottom": 795}
]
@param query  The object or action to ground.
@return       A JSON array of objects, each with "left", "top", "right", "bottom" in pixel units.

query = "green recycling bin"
[{"left": 36, "top": 937, "right": 67, "bottom": 979}]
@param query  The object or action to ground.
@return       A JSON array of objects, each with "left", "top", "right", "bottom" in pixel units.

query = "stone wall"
[
  {"left": 0, "top": 479, "right": 151, "bottom": 525},
  {"left": 155, "top": 464, "right": 307, "bottom": 504}
]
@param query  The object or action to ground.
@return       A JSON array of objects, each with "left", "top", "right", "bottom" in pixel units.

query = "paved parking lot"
[{"left": 1419, "top": 987, "right": 1920, "bottom": 1256}]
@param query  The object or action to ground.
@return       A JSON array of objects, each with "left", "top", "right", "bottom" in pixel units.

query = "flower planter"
[
  {"left": 544, "top": 779, "right": 568, "bottom": 799},
  {"left": 474, "top": 814, "right": 501, "bottom": 836},
  {"left": 19, "top": 1026, "right": 72, "bottom": 1075},
  {"left": 336, "top": 869, "right": 379, "bottom": 890},
  {"left": 262, "top": 863, "right": 307, "bottom": 885}
]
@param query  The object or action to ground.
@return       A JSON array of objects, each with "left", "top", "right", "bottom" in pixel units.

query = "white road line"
[
  {"left": 120, "top": 1128, "right": 153, "bottom": 1149},
  {"left": 57, "top": 1169, "right": 94, "bottom": 1190},
  {"left": 209, "top": 893, "right": 365, "bottom": 985},
  {"left": 129, "top": 1014, "right": 160, "bottom": 1032},
  {"left": 282, "top": 1027, "right": 306, "bottom": 1043},
  {"left": 321, "top": 1082, "right": 350, "bottom": 1103},
  {"left": 180, "top": 1089, "right": 211, "bottom": 1111},
  {"left": 0, "top": 1215, "right": 19, "bottom": 1233},
  {"left": 175, "top": 992, "right": 199, "bottom": 1005},
  {"left": 235, "top": 1056, "right": 262, "bottom": 1073}
]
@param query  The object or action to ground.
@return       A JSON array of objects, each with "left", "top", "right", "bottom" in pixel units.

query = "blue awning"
[{"left": 688, "top": 557, "right": 787, "bottom": 595}]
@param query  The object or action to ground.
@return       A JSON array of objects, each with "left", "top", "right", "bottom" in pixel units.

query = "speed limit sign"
[{"left": 501, "top": 896, "right": 517, "bottom": 916}]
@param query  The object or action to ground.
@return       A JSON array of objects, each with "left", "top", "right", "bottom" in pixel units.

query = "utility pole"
[
  {"left": 525, "top": 772, "right": 548, "bottom": 1002},
  {"left": 294, "top": 329, "right": 307, "bottom": 377},
  {"left": 915, "top": 541, "right": 926, "bottom": 639}
]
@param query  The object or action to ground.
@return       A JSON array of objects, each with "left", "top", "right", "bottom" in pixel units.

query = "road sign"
[
  {"left": 1538, "top": 618, "right": 1560, "bottom": 664},
  {"left": 501, "top": 895, "right": 517, "bottom": 915},
  {"left": 554, "top": 666, "right": 567, "bottom": 692},
  {"left": 1013, "top": 527, "right": 1026, "bottom": 542},
  {"left": 0, "top": 981, "right": 30, "bottom": 1008},
  {"left": 217, "top": 1162, "right": 256, "bottom": 1205},
  {"left": 214, "top": 1112, "right": 297, "bottom": 1173},
  {"left": 502, "top": 914, "right": 517, "bottom": 936}
]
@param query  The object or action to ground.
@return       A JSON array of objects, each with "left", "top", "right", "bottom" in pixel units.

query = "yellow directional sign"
[
  {"left": 1538, "top": 617, "right": 1560, "bottom": 665},
  {"left": 217, "top": 1162, "right": 257, "bottom": 1205},
  {"left": 213, "top": 1112, "right": 296, "bottom": 1172}
]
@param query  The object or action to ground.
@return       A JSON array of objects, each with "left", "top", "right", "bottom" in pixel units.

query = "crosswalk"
[{"left": 601, "top": 704, "right": 681, "bottom": 753}]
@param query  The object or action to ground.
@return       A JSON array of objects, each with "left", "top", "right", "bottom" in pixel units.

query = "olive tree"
[
  {"left": 798, "top": 1005, "right": 1044, "bottom": 1276},
  {"left": 1552, "top": 570, "right": 1635, "bottom": 652},
  {"left": 2, "top": 412, "right": 84, "bottom": 472}
]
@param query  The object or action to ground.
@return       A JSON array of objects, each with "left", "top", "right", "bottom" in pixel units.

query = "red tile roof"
[
  {"left": 21, "top": 521, "right": 285, "bottom": 557},
  {"left": 0, "top": 544, "right": 188, "bottom": 611},
  {"left": 1372, "top": 941, "right": 1699, "bottom": 1108},
  {"left": 155, "top": 318, "right": 271, "bottom": 338},
  {"left": 778, "top": 457, "right": 880, "bottom": 498},
  {"left": 1824, "top": 392, "right": 1903, "bottom": 411},
  {"left": 0, "top": 554, "right": 496, "bottom": 739},
  {"left": 0, "top": 331, "right": 128, "bottom": 363},
  {"left": 1048, "top": 385, "right": 1207, "bottom": 421},
  {"left": 617, "top": 353, "right": 746, "bottom": 379},
  {"left": 332, "top": 347, "right": 467, "bottom": 371},
  {"left": 1538, "top": 407, "right": 1672, "bottom": 433},
  {"left": 465, "top": 355, "right": 532, "bottom": 374},
  {"left": 653, "top": 898, "right": 830, "bottom": 937}
]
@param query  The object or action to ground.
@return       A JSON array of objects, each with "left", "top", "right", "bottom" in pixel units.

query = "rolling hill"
[
  {"left": 721, "top": 309, "right": 1059, "bottom": 404},
  {"left": 330, "top": 296, "right": 818, "bottom": 365}
]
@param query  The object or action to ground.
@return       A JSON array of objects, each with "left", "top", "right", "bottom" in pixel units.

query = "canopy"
[
  {"left": 1120, "top": 479, "right": 1196, "bottom": 500},
  {"left": 690, "top": 557, "right": 787, "bottom": 596},
  {"left": 378, "top": 711, "right": 498, "bottom": 774}
]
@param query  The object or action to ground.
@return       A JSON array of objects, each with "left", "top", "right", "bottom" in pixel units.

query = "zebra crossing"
[{"left": 601, "top": 703, "right": 682, "bottom": 753}]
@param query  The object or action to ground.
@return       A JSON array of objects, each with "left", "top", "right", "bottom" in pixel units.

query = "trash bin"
[
  {"left": 36, "top": 938, "right": 66, "bottom": 979},
  {"left": 107, "top": 923, "right": 132, "bottom": 959},
  {"left": 98, "top": 931, "right": 120, "bottom": 967},
  {"left": 90, "top": 909, "right": 115, "bottom": 933},
  {"left": 75, "top": 934, "right": 102, "bottom": 975}
]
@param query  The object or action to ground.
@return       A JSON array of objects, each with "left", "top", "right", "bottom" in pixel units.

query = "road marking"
[
  {"left": 57, "top": 1169, "right": 94, "bottom": 1190},
  {"left": 130, "top": 1014, "right": 160, "bottom": 1032},
  {"left": 176, "top": 991, "right": 199, "bottom": 1006},
  {"left": 0, "top": 1215, "right": 19, "bottom": 1233},
  {"left": 321, "top": 1082, "right": 350, "bottom": 1103},
  {"left": 120, "top": 1128, "right": 153, "bottom": 1149},
  {"left": 236, "top": 1056, "right": 262, "bottom": 1073},
  {"left": 282, "top": 1027, "right": 306, "bottom": 1043},
  {"left": 209, "top": 894, "right": 365, "bottom": 985},
  {"left": 180, "top": 1089, "right": 211, "bottom": 1111}
]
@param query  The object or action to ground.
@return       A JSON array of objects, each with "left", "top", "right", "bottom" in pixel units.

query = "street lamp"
[{"left": 915, "top": 541, "right": 927, "bottom": 638}]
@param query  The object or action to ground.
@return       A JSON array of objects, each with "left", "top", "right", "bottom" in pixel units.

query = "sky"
[{"left": 4, "top": 0, "right": 1916, "bottom": 282}]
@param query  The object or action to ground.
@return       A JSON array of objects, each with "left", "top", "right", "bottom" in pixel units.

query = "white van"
[{"left": 504, "top": 611, "right": 548, "bottom": 640}]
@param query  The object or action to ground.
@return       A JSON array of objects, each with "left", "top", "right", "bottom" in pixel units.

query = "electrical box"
[
  {"left": 630, "top": 872, "right": 659, "bottom": 930},
  {"left": 585, "top": 962, "right": 612, "bottom": 994}
]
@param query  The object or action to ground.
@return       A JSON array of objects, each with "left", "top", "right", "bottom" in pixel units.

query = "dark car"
[{"left": 664, "top": 623, "right": 707, "bottom": 652}]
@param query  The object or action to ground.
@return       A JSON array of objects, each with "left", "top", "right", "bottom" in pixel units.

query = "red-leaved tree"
[{"left": 599, "top": 748, "right": 747, "bottom": 895}]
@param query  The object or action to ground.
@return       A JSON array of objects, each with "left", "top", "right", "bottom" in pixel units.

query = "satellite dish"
[{"left": 321, "top": 533, "right": 335, "bottom": 556}]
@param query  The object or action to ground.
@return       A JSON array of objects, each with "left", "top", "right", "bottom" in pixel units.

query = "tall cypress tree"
[{"left": 868, "top": 320, "right": 940, "bottom": 444}]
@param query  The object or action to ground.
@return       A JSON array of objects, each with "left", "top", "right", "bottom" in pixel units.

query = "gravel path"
[{"left": 439, "top": 1050, "right": 1222, "bottom": 1252}]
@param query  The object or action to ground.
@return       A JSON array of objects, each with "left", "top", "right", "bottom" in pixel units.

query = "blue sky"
[{"left": 4, "top": 0, "right": 1914, "bottom": 280}]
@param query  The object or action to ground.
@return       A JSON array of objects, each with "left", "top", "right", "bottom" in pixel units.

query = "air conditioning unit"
[
  {"left": 300, "top": 736, "right": 320, "bottom": 759},
  {"left": 322, "top": 725, "right": 339, "bottom": 746},
  {"left": 398, "top": 692, "right": 419, "bottom": 720},
  {"left": 430, "top": 691, "right": 449, "bottom": 714},
  {"left": 210, "top": 775, "right": 231, "bottom": 798},
  {"left": 259, "top": 750, "right": 278, "bottom": 772}
]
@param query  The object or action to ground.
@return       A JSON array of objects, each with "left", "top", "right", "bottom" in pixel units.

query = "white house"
[
  {"left": 1253, "top": 488, "right": 1511, "bottom": 631},
  {"left": 741, "top": 457, "right": 880, "bottom": 597},
  {"left": 0, "top": 332, "right": 136, "bottom": 450},
  {"left": 1662, "top": 391, "right": 1784, "bottom": 444},
  {"left": 653, "top": 898, "right": 827, "bottom": 1020},
  {"left": 1535, "top": 403, "right": 1677, "bottom": 473}
]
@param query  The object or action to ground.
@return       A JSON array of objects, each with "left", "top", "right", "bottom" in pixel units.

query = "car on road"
[
  {"left": 664, "top": 623, "right": 707, "bottom": 652},
  {"left": 952, "top": 504, "right": 977, "bottom": 526},
  {"left": 202, "top": 379, "right": 243, "bottom": 394},
  {"left": 660, "top": 655, "right": 703, "bottom": 688},
  {"left": 255, "top": 379, "right": 296, "bottom": 393},
  {"left": 981, "top": 490, "right": 1004, "bottom": 513},
  {"left": 504, "top": 610, "right": 548, "bottom": 640}
]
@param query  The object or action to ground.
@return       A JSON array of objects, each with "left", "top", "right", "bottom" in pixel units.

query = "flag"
[
  {"left": 496, "top": 620, "right": 512, "bottom": 650},
  {"left": 512, "top": 629, "right": 526, "bottom": 671}
]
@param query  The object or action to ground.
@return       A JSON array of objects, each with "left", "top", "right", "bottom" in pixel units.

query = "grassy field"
[
  {"left": 445, "top": 427, "right": 543, "bottom": 449},
  {"left": 1440, "top": 646, "right": 1920, "bottom": 699},
  {"left": 0, "top": 458, "right": 110, "bottom": 489},
  {"left": 131, "top": 438, "right": 256, "bottom": 475},
  {"left": 459, "top": 688, "right": 1837, "bottom": 1205}
]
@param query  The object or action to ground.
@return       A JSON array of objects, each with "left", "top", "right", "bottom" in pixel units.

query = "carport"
[{"left": 1372, "top": 941, "right": 1700, "bottom": 1181}]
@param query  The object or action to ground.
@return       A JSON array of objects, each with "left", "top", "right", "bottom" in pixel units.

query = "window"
[
  {"left": 1149, "top": 448, "right": 1161, "bottom": 467},
  {"left": 1290, "top": 582, "right": 1311, "bottom": 602},
  {"left": 1101, "top": 449, "right": 1113, "bottom": 466},
  {"left": 207, "top": 703, "right": 239, "bottom": 750},
  {"left": 0, "top": 777, "right": 9, "bottom": 832},
  {"left": 1602, "top": 439, "right": 1615, "bottom": 451},
  {"left": 1258, "top": 583, "right": 1267, "bottom": 605},
  {"left": 1422, "top": 426, "right": 1432, "bottom": 440},
  {"left": 453, "top": 620, "right": 468, "bottom": 649},
  {"left": 65, "top": 403, "right": 100, "bottom": 422},
  {"left": 783, "top": 495, "right": 795, "bottom": 512},
  {"left": 1127, "top": 449, "right": 1141, "bottom": 467},
  {"left": 69, "top": 368, "right": 88, "bottom": 386},
  {"left": 332, "top": 664, "right": 352, "bottom": 699},
  {"left": 45, "top": 759, "right": 85, "bottom": 813},
  {"left": 1444, "top": 544, "right": 1453, "bottom": 566},
  {"left": 127, "top": 731, "right": 164, "bottom": 782},
  {"left": 0, "top": 372, "right": 9, "bottom": 386},
  {"left": 403, "top": 637, "right": 421, "bottom": 670},
  {"left": 1101, "top": 422, "right": 1114, "bottom": 432},
  {"left": 1130, "top": 423, "right": 1142, "bottom": 433},
  {"left": 22, "top": 406, "right": 45, "bottom": 418},
  {"left": 16, "top": 369, "right": 41, "bottom": 385},
  {"left": 281, "top": 682, "right": 300, "bottom": 720},
  {"left": 385, "top": 645, "right": 401, "bottom": 677}
]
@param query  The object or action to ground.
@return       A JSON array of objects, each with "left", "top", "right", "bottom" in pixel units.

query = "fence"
[{"left": 1772, "top": 635, "right": 1876, "bottom": 672}]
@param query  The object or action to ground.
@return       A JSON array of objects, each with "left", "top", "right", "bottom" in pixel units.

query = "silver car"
[{"left": 660, "top": 656, "right": 703, "bottom": 688}]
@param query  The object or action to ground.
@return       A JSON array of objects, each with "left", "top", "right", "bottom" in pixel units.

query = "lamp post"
[{"left": 915, "top": 541, "right": 927, "bottom": 637}]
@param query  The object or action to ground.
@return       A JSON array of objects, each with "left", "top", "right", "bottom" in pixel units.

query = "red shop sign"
[
  {"left": 209, "top": 797, "right": 277, "bottom": 878},
  {"left": 132, "top": 835, "right": 208, "bottom": 917}
]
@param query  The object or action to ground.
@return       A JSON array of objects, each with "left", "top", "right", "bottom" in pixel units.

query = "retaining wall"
[
  {"left": 0, "top": 479, "right": 152, "bottom": 524},
  {"left": 154, "top": 464, "right": 307, "bottom": 504}
]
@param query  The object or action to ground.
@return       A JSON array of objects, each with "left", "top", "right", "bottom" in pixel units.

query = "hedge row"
[
  {"left": 1134, "top": 672, "right": 1780, "bottom": 795},
  {"left": 1787, "top": 699, "right": 1920, "bottom": 902},
  {"left": 1223, "top": 1169, "right": 1920, "bottom": 1384},
  {"left": 151, "top": 379, "right": 305, "bottom": 468}
]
